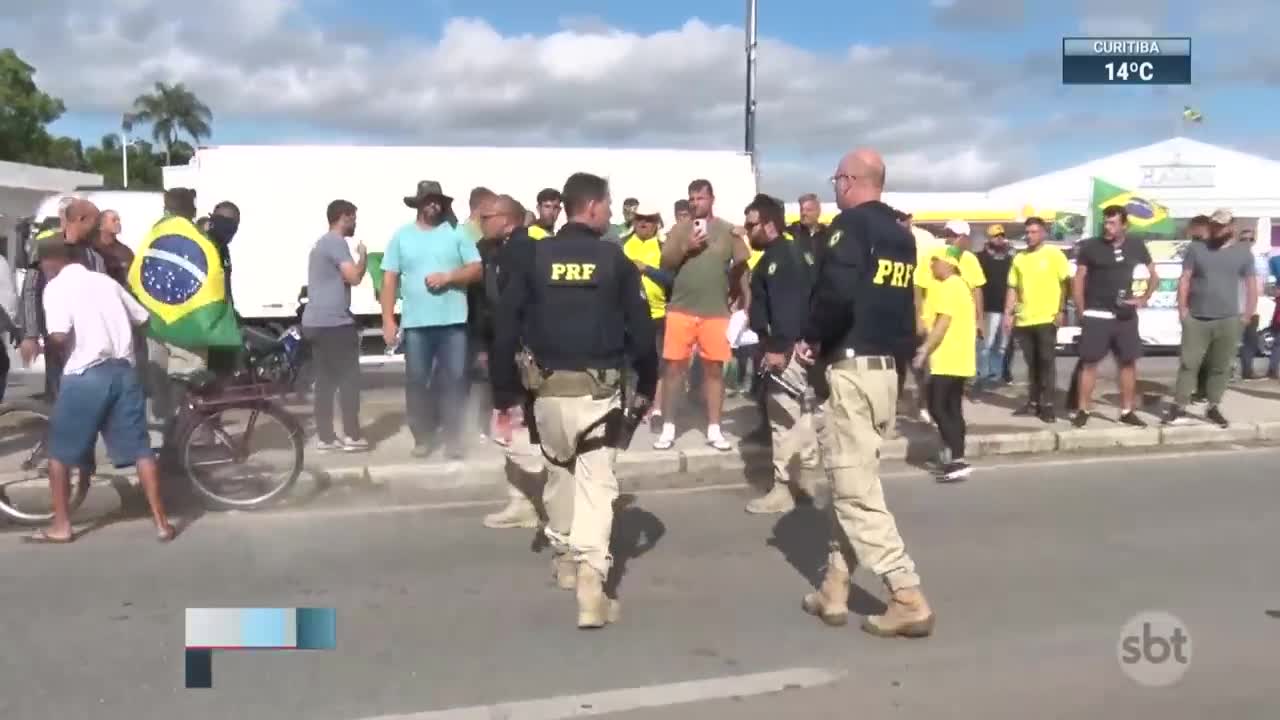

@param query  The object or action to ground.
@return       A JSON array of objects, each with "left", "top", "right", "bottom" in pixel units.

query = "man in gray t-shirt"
[
  {"left": 1165, "top": 211, "right": 1258, "bottom": 427},
  {"left": 304, "top": 231, "right": 359, "bottom": 328},
  {"left": 302, "top": 200, "right": 370, "bottom": 450}
]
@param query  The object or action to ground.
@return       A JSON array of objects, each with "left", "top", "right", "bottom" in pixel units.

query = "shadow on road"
[
  {"left": 766, "top": 504, "right": 887, "bottom": 616},
  {"left": 605, "top": 494, "right": 666, "bottom": 597},
  {"left": 524, "top": 491, "right": 667, "bottom": 599}
]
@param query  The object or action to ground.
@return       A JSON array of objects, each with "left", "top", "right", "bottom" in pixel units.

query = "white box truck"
[{"left": 163, "top": 144, "right": 759, "bottom": 362}]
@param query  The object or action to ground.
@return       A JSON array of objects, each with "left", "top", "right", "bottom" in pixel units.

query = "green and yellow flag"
[
  {"left": 1182, "top": 106, "right": 1203, "bottom": 123},
  {"left": 128, "top": 216, "right": 242, "bottom": 350},
  {"left": 1090, "top": 178, "right": 1176, "bottom": 239}
]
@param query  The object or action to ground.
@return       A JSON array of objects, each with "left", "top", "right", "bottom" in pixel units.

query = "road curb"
[{"left": 309, "top": 421, "right": 1278, "bottom": 493}]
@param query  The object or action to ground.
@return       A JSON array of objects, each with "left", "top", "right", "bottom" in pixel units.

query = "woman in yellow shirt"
[
  {"left": 915, "top": 247, "right": 976, "bottom": 482},
  {"left": 622, "top": 207, "right": 669, "bottom": 424}
]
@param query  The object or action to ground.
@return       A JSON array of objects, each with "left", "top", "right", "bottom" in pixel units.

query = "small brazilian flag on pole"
[
  {"left": 1182, "top": 106, "right": 1203, "bottom": 123},
  {"left": 128, "top": 216, "right": 242, "bottom": 350}
]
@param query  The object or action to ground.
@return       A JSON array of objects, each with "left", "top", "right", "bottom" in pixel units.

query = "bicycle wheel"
[
  {"left": 179, "top": 400, "right": 304, "bottom": 511},
  {"left": 0, "top": 400, "right": 91, "bottom": 526}
]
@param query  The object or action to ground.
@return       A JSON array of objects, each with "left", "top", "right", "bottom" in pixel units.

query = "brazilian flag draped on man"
[
  {"left": 128, "top": 216, "right": 242, "bottom": 350},
  {"left": 1089, "top": 177, "right": 1176, "bottom": 239}
]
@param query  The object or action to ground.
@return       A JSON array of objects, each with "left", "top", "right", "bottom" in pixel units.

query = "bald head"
[
  {"left": 479, "top": 194, "right": 528, "bottom": 241},
  {"left": 833, "top": 148, "right": 886, "bottom": 209},
  {"left": 496, "top": 195, "right": 526, "bottom": 222},
  {"left": 63, "top": 199, "right": 100, "bottom": 245}
]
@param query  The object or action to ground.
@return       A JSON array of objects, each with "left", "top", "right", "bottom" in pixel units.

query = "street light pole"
[
  {"left": 120, "top": 132, "right": 129, "bottom": 189},
  {"left": 745, "top": 0, "right": 758, "bottom": 174}
]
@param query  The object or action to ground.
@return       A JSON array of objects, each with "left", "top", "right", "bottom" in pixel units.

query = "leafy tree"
[
  {"left": 0, "top": 52, "right": 209, "bottom": 187},
  {"left": 123, "top": 82, "right": 213, "bottom": 164},
  {"left": 85, "top": 135, "right": 173, "bottom": 190},
  {"left": 0, "top": 48, "right": 68, "bottom": 165}
]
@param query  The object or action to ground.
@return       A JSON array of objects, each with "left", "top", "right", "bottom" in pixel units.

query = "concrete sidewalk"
[
  {"left": 293, "top": 376, "right": 1280, "bottom": 493},
  {"left": 3, "top": 374, "right": 1277, "bottom": 502}
]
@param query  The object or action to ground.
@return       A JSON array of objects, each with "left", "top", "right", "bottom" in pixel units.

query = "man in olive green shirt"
[{"left": 653, "top": 179, "right": 751, "bottom": 451}]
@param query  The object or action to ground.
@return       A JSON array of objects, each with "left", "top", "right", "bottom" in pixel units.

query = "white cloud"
[
  {"left": 1077, "top": 0, "right": 1167, "bottom": 36},
  {"left": 930, "top": 0, "right": 1026, "bottom": 29},
  {"left": 5, "top": 0, "right": 1074, "bottom": 194}
]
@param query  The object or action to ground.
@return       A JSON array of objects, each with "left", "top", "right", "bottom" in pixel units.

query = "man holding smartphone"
[
  {"left": 654, "top": 179, "right": 751, "bottom": 452},
  {"left": 1070, "top": 205, "right": 1157, "bottom": 428}
]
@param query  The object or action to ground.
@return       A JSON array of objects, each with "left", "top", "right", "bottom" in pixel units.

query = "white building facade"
[{"left": 0, "top": 160, "right": 103, "bottom": 263}]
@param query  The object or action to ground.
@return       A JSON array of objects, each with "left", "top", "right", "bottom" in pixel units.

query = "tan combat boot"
[
  {"left": 745, "top": 483, "right": 795, "bottom": 514},
  {"left": 551, "top": 552, "right": 576, "bottom": 590},
  {"left": 801, "top": 561, "right": 850, "bottom": 627},
  {"left": 860, "top": 586, "right": 935, "bottom": 638},
  {"left": 482, "top": 496, "right": 539, "bottom": 529},
  {"left": 575, "top": 563, "right": 620, "bottom": 629}
]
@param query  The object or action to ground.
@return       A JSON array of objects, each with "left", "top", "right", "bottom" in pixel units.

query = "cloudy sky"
[{"left": 4, "top": 0, "right": 1278, "bottom": 197}]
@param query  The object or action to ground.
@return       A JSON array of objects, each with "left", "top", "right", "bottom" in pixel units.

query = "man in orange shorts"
[{"left": 653, "top": 179, "right": 751, "bottom": 451}]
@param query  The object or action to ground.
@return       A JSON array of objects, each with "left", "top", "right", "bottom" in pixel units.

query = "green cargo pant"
[{"left": 1174, "top": 316, "right": 1243, "bottom": 406}]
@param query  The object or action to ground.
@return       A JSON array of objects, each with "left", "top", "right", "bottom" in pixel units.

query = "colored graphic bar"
[{"left": 184, "top": 608, "right": 336, "bottom": 688}]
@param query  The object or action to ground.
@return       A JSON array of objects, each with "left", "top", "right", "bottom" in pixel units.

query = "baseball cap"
[
  {"left": 942, "top": 220, "right": 971, "bottom": 237},
  {"left": 988, "top": 223, "right": 1006, "bottom": 237},
  {"left": 1209, "top": 208, "right": 1234, "bottom": 225},
  {"left": 932, "top": 245, "right": 964, "bottom": 268}
]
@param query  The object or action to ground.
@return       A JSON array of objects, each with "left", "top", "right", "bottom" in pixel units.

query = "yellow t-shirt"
[
  {"left": 923, "top": 274, "right": 977, "bottom": 378},
  {"left": 527, "top": 225, "right": 551, "bottom": 240},
  {"left": 623, "top": 234, "right": 667, "bottom": 319},
  {"left": 914, "top": 245, "right": 986, "bottom": 292},
  {"left": 1007, "top": 244, "right": 1071, "bottom": 327}
]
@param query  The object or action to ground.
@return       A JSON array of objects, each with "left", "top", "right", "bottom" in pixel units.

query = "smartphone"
[{"left": 693, "top": 218, "right": 707, "bottom": 235}]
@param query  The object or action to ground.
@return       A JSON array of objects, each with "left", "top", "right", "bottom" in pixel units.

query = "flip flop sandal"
[
  {"left": 157, "top": 525, "right": 178, "bottom": 544},
  {"left": 707, "top": 437, "right": 733, "bottom": 452},
  {"left": 652, "top": 438, "right": 675, "bottom": 450},
  {"left": 23, "top": 530, "right": 75, "bottom": 545}
]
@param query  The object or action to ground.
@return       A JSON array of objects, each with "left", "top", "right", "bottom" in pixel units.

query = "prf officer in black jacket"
[
  {"left": 492, "top": 172, "right": 658, "bottom": 630},
  {"left": 743, "top": 193, "right": 820, "bottom": 515},
  {"left": 795, "top": 148, "right": 935, "bottom": 639}
]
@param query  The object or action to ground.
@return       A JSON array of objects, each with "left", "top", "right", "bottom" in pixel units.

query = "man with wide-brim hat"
[
  {"left": 404, "top": 180, "right": 454, "bottom": 209},
  {"left": 380, "top": 178, "right": 481, "bottom": 460}
]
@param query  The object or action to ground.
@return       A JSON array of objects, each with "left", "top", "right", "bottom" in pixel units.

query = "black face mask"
[{"left": 208, "top": 215, "right": 238, "bottom": 244}]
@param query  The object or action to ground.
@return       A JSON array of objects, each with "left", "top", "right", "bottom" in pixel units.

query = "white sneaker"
[
  {"left": 918, "top": 409, "right": 932, "bottom": 424},
  {"left": 341, "top": 436, "right": 370, "bottom": 452},
  {"left": 316, "top": 439, "right": 343, "bottom": 452},
  {"left": 706, "top": 431, "right": 733, "bottom": 452},
  {"left": 653, "top": 431, "right": 676, "bottom": 450}
]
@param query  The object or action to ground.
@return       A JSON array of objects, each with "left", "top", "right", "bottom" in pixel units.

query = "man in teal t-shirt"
[{"left": 380, "top": 180, "right": 482, "bottom": 459}]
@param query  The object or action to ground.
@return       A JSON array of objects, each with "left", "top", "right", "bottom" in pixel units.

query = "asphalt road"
[{"left": 1, "top": 445, "right": 1277, "bottom": 720}]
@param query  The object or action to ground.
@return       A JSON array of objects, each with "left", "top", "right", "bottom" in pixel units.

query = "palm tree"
[{"left": 122, "top": 82, "right": 213, "bottom": 165}]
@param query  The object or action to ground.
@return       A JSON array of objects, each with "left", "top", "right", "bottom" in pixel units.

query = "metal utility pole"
[
  {"left": 121, "top": 132, "right": 129, "bottom": 189},
  {"left": 745, "top": 0, "right": 758, "bottom": 174}
]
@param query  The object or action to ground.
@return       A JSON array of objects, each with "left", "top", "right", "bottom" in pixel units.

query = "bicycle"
[
  {"left": 0, "top": 325, "right": 308, "bottom": 525},
  {"left": 0, "top": 398, "right": 90, "bottom": 525},
  {"left": 168, "top": 325, "right": 307, "bottom": 511}
]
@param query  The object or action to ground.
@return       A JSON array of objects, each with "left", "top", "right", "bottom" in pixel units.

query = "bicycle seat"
[{"left": 241, "top": 325, "right": 285, "bottom": 358}]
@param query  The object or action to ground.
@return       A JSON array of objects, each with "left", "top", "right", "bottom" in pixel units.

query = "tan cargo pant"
[
  {"left": 765, "top": 360, "right": 819, "bottom": 485},
  {"left": 143, "top": 337, "right": 207, "bottom": 423},
  {"left": 534, "top": 393, "right": 620, "bottom": 577},
  {"left": 816, "top": 358, "right": 921, "bottom": 592}
]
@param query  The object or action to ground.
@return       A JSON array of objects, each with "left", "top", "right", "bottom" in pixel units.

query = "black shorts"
[{"left": 1078, "top": 314, "right": 1142, "bottom": 364}]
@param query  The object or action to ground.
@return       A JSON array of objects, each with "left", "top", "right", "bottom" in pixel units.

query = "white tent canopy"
[
  {"left": 785, "top": 138, "right": 1280, "bottom": 244},
  {"left": 986, "top": 137, "right": 1280, "bottom": 221}
]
